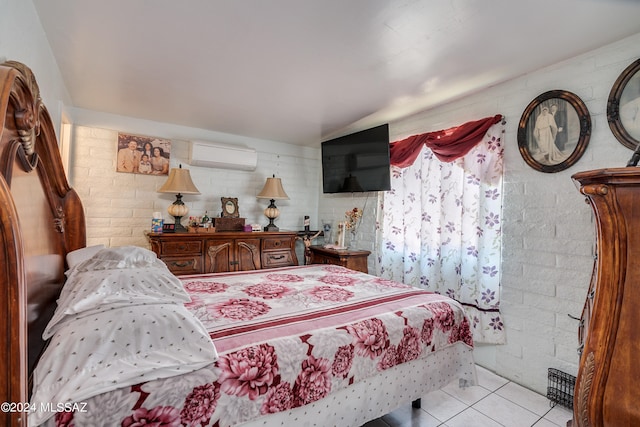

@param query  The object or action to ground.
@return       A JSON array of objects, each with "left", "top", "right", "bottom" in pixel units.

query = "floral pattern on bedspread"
[{"left": 47, "top": 265, "right": 472, "bottom": 427}]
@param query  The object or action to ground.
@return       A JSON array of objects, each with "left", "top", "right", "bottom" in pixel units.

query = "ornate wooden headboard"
[{"left": 0, "top": 61, "right": 86, "bottom": 426}]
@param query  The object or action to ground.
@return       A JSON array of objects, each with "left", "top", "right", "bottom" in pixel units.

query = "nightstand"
[{"left": 308, "top": 245, "right": 371, "bottom": 274}]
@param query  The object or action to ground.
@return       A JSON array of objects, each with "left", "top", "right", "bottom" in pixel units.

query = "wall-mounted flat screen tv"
[{"left": 321, "top": 124, "right": 391, "bottom": 193}]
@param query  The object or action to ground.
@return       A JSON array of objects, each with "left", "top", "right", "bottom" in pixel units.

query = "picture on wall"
[
  {"left": 517, "top": 90, "right": 591, "bottom": 173},
  {"left": 607, "top": 58, "right": 640, "bottom": 150},
  {"left": 116, "top": 133, "right": 171, "bottom": 175}
]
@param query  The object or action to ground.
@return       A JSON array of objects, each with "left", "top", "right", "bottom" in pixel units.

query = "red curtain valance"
[{"left": 389, "top": 114, "right": 503, "bottom": 168}]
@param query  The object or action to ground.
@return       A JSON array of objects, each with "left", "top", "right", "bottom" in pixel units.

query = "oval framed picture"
[
  {"left": 221, "top": 197, "right": 239, "bottom": 218},
  {"left": 607, "top": 58, "right": 640, "bottom": 150},
  {"left": 517, "top": 90, "right": 591, "bottom": 173}
]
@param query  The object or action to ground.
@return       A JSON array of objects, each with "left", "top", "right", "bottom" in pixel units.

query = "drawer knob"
[{"left": 270, "top": 255, "right": 285, "bottom": 260}]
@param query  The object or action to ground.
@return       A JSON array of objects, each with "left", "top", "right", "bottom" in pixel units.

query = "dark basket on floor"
[{"left": 547, "top": 368, "right": 576, "bottom": 409}]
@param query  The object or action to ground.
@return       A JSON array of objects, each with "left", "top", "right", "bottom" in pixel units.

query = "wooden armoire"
[{"left": 572, "top": 168, "right": 640, "bottom": 426}]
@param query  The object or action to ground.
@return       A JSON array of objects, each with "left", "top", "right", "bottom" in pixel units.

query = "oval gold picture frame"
[
  {"left": 607, "top": 58, "right": 640, "bottom": 150},
  {"left": 517, "top": 90, "right": 591, "bottom": 173},
  {"left": 220, "top": 197, "right": 239, "bottom": 218}
]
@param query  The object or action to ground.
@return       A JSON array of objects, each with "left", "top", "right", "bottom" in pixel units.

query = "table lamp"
[
  {"left": 257, "top": 175, "right": 289, "bottom": 231},
  {"left": 158, "top": 165, "right": 200, "bottom": 232}
]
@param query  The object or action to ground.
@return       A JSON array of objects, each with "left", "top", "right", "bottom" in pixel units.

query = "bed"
[{"left": 0, "top": 61, "right": 476, "bottom": 427}]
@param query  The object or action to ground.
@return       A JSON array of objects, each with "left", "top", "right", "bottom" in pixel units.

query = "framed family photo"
[
  {"left": 517, "top": 90, "right": 591, "bottom": 173},
  {"left": 607, "top": 58, "right": 640, "bottom": 150},
  {"left": 116, "top": 133, "right": 171, "bottom": 175}
]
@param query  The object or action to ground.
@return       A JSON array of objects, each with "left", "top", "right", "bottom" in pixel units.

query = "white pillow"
[
  {"left": 44, "top": 265, "right": 191, "bottom": 339},
  {"left": 65, "top": 245, "right": 105, "bottom": 270},
  {"left": 75, "top": 245, "right": 159, "bottom": 271},
  {"left": 31, "top": 303, "right": 218, "bottom": 427}
]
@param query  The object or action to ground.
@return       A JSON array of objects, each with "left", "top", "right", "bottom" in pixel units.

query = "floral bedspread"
[{"left": 48, "top": 265, "right": 472, "bottom": 427}]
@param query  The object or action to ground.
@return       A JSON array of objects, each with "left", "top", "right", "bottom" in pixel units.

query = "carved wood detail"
[
  {"left": 576, "top": 352, "right": 594, "bottom": 427},
  {"left": 3, "top": 60, "right": 44, "bottom": 170},
  {"left": 53, "top": 206, "right": 65, "bottom": 233},
  {"left": 237, "top": 241, "right": 260, "bottom": 270},
  {"left": 580, "top": 184, "right": 608, "bottom": 197},
  {"left": 207, "top": 242, "right": 231, "bottom": 267}
]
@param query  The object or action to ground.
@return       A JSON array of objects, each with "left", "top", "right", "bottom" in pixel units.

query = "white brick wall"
[
  {"left": 338, "top": 32, "right": 638, "bottom": 395},
  {"left": 493, "top": 33, "right": 639, "bottom": 394},
  {"left": 70, "top": 126, "right": 321, "bottom": 260}
]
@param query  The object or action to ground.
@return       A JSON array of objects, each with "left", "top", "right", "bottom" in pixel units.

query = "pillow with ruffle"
[
  {"left": 45, "top": 247, "right": 190, "bottom": 339},
  {"left": 65, "top": 245, "right": 105, "bottom": 270},
  {"left": 74, "top": 245, "right": 160, "bottom": 271}
]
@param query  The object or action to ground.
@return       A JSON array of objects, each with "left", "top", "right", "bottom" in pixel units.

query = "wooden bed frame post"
[
  {"left": 0, "top": 61, "right": 86, "bottom": 426},
  {"left": 0, "top": 174, "right": 28, "bottom": 426}
]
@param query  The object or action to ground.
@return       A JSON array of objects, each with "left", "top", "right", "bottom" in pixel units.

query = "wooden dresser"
[
  {"left": 147, "top": 231, "right": 298, "bottom": 274},
  {"left": 571, "top": 168, "right": 640, "bottom": 427},
  {"left": 308, "top": 245, "right": 370, "bottom": 274}
]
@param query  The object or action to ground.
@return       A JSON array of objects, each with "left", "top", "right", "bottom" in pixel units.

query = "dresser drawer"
[
  {"left": 262, "top": 250, "right": 295, "bottom": 268},
  {"left": 262, "top": 237, "right": 292, "bottom": 250},
  {"left": 162, "top": 256, "right": 201, "bottom": 274},
  {"left": 147, "top": 231, "right": 298, "bottom": 274},
  {"left": 160, "top": 240, "right": 202, "bottom": 255}
]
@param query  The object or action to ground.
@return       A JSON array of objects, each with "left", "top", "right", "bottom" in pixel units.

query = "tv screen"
[{"left": 321, "top": 124, "right": 391, "bottom": 193}]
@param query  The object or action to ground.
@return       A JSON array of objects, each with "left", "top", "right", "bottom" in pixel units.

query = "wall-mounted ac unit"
[{"left": 188, "top": 141, "right": 257, "bottom": 171}]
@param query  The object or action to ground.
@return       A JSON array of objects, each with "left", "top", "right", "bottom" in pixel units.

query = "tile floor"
[{"left": 363, "top": 365, "right": 573, "bottom": 427}]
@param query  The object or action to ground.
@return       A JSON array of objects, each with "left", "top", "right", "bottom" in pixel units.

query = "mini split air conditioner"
[{"left": 188, "top": 141, "right": 257, "bottom": 171}]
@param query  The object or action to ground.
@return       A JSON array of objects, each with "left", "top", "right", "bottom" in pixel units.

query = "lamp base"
[
  {"left": 263, "top": 199, "right": 280, "bottom": 232},
  {"left": 263, "top": 223, "right": 279, "bottom": 232},
  {"left": 167, "top": 194, "right": 189, "bottom": 233},
  {"left": 172, "top": 215, "right": 187, "bottom": 232}
]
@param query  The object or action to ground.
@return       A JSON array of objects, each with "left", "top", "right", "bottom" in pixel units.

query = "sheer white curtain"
[{"left": 377, "top": 122, "right": 506, "bottom": 344}]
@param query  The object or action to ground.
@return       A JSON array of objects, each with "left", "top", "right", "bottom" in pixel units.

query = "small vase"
[{"left": 348, "top": 230, "right": 357, "bottom": 249}]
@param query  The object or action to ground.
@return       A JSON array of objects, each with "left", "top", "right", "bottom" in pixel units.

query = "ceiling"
[{"left": 33, "top": 0, "right": 640, "bottom": 147}]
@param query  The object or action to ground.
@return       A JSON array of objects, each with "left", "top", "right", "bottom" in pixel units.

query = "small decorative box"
[
  {"left": 213, "top": 217, "right": 246, "bottom": 232},
  {"left": 151, "top": 218, "right": 163, "bottom": 233}
]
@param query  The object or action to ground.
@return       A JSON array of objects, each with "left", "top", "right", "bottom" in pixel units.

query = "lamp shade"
[
  {"left": 257, "top": 176, "right": 289, "bottom": 200},
  {"left": 158, "top": 166, "right": 201, "bottom": 195}
]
